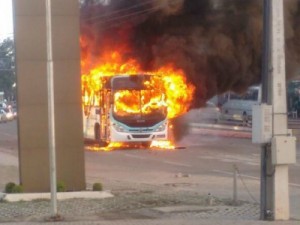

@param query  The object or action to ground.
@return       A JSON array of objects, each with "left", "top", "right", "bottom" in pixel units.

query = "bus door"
[{"left": 99, "top": 89, "right": 111, "bottom": 141}]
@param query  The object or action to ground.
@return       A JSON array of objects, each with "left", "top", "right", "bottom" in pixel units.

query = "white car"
[
  {"left": 0, "top": 109, "right": 7, "bottom": 122},
  {"left": 5, "top": 108, "right": 14, "bottom": 120},
  {"left": 0, "top": 108, "right": 14, "bottom": 122},
  {"left": 219, "top": 86, "right": 261, "bottom": 123}
]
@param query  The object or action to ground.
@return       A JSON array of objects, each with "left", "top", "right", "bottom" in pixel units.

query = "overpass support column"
[{"left": 13, "top": 0, "right": 85, "bottom": 192}]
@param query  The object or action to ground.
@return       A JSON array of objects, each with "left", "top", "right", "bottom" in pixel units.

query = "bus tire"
[
  {"left": 94, "top": 123, "right": 100, "bottom": 141},
  {"left": 141, "top": 141, "right": 151, "bottom": 148}
]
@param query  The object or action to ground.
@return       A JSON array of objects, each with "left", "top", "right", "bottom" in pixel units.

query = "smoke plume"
[{"left": 80, "top": 0, "right": 300, "bottom": 108}]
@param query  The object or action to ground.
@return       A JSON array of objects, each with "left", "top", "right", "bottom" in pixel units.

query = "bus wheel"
[
  {"left": 94, "top": 123, "right": 100, "bottom": 141},
  {"left": 141, "top": 142, "right": 151, "bottom": 148},
  {"left": 99, "top": 141, "right": 108, "bottom": 147}
]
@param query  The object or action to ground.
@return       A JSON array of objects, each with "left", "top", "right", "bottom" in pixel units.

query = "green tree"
[{"left": 0, "top": 38, "right": 15, "bottom": 101}]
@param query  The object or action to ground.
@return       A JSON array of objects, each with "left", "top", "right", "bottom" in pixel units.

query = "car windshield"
[{"left": 230, "top": 88, "right": 259, "bottom": 101}]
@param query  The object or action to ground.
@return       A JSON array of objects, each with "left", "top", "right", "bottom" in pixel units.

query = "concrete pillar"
[
  {"left": 13, "top": 0, "right": 85, "bottom": 192},
  {"left": 273, "top": 165, "right": 290, "bottom": 219},
  {"left": 269, "top": 0, "right": 290, "bottom": 220}
]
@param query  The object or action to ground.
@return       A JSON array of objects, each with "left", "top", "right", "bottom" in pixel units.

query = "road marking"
[
  {"left": 213, "top": 169, "right": 259, "bottom": 180},
  {"left": 197, "top": 156, "right": 215, "bottom": 160},
  {"left": 198, "top": 155, "right": 259, "bottom": 166},
  {"left": 212, "top": 169, "right": 300, "bottom": 188},
  {"left": 123, "top": 153, "right": 191, "bottom": 167},
  {"left": 1, "top": 132, "right": 15, "bottom": 137},
  {"left": 122, "top": 153, "right": 147, "bottom": 160},
  {"left": 162, "top": 160, "right": 191, "bottom": 168},
  {"left": 245, "top": 162, "right": 260, "bottom": 166},
  {"left": 290, "top": 183, "right": 300, "bottom": 187}
]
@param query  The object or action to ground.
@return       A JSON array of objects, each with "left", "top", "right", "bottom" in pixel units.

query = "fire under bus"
[{"left": 83, "top": 74, "right": 169, "bottom": 147}]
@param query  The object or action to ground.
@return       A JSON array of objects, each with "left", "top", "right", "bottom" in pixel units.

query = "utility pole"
[
  {"left": 256, "top": 0, "right": 296, "bottom": 220},
  {"left": 269, "top": 0, "right": 296, "bottom": 220}
]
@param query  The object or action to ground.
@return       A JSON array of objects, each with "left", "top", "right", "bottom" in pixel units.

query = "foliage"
[
  {"left": 0, "top": 38, "right": 15, "bottom": 101},
  {"left": 92, "top": 182, "right": 103, "bottom": 191},
  {"left": 5, "top": 182, "right": 23, "bottom": 193},
  {"left": 57, "top": 181, "right": 66, "bottom": 192},
  {"left": 5, "top": 182, "right": 16, "bottom": 193},
  {"left": 12, "top": 185, "right": 23, "bottom": 193}
]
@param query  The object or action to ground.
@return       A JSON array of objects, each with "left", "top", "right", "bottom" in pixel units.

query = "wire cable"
[
  {"left": 92, "top": 6, "right": 160, "bottom": 28},
  {"left": 83, "top": 0, "right": 154, "bottom": 22},
  {"left": 235, "top": 165, "right": 259, "bottom": 204},
  {"left": 90, "top": 5, "right": 159, "bottom": 25}
]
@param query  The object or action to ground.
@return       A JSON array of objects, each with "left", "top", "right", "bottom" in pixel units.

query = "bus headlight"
[
  {"left": 112, "top": 123, "right": 125, "bottom": 132},
  {"left": 155, "top": 123, "right": 166, "bottom": 132}
]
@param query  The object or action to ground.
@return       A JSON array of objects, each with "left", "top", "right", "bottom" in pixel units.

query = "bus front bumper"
[{"left": 110, "top": 129, "right": 168, "bottom": 143}]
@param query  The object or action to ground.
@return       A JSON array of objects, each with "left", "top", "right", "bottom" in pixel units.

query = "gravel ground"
[{"left": 0, "top": 181, "right": 260, "bottom": 223}]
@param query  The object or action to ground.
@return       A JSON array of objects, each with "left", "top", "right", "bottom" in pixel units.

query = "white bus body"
[{"left": 83, "top": 75, "right": 169, "bottom": 145}]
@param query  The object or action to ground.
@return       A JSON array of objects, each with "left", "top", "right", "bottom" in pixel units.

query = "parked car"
[
  {"left": 219, "top": 86, "right": 261, "bottom": 123},
  {"left": 12, "top": 107, "right": 17, "bottom": 118},
  {"left": 0, "top": 108, "right": 14, "bottom": 122},
  {"left": 4, "top": 108, "right": 14, "bottom": 120},
  {"left": 0, "top": 109, "right": 7, "bottom": 122}
]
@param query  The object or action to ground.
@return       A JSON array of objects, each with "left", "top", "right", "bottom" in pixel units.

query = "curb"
[{"left": 3, "top": 191, "right": 113, "bottom": 202}]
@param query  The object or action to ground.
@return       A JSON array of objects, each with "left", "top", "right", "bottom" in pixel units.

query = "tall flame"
[
  {"left": 81, "top": 39, "right": 194, "bottom": 150},
  {"left": 81, "top": 47, "right": 195, "bottom": 119}
]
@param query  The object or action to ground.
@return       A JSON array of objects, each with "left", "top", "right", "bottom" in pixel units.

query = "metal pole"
[
  {"left": 260, "top": 145, "right": 267, "bottom": 219},
  {"left": 233, "top": 164, "right": 238, "bottom": 205},
  {"left": 261, "top": 0, "right": 271, "bottom": 220},
  {"left": 45, "top": 0, "right": 58, "bottom": 217}
]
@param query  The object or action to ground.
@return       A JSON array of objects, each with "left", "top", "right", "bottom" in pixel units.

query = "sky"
[{"left": 0, "top": 0, "right": 13, "bottom": 41}]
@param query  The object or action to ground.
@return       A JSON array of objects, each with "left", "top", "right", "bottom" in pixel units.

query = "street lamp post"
[{"left": 45, "top": 0, "right": 58, "bottom": 217}]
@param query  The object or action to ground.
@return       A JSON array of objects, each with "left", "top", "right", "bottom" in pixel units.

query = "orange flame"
[
  {"left": 150, "top": 140, "right": 175, "bottom": 150},
  {"left": 81, "top": 41, "right": 195, "bottom": 151},
  {"left": 81, "top": 49, "right": 195, "bottom": 119}
]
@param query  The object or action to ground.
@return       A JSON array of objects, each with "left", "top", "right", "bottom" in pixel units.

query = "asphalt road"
[
  {"left": 0, "top": 120, "right": 300, "bottom": 219},
  {"left": 84, "top": 120, "right": 300, "bottom": 219}
]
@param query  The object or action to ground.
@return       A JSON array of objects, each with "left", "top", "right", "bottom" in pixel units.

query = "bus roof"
[{"left": 105, "top": 74, "right": 156, "bottom": 90}]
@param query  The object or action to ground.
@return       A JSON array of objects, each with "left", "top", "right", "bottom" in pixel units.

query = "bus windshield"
[
  {"left": 113, "top": 89, "right": 167, "bottom": 118},
  {"left": 111, "top": 76, "right": 167, "bottom": 126}
]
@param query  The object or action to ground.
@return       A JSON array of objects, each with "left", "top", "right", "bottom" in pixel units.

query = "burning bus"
[
  {"left": 83, "top": 74, "right": 169, "bottom": 146},
  {"left": 81, "top": 45, "right": 195, "bottom": 149}
]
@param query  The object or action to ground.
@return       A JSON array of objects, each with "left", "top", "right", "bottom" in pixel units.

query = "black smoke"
[{"left": 80, "top": 0, "right": 300, "bottom": 108}]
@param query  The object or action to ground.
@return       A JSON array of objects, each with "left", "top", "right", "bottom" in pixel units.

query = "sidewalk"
[
  {"left": 0, "top": 193, "right": 299, "bottom": 225},
  {"left": 2, "top": 218, "right": 300, "bottom": 225}
]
